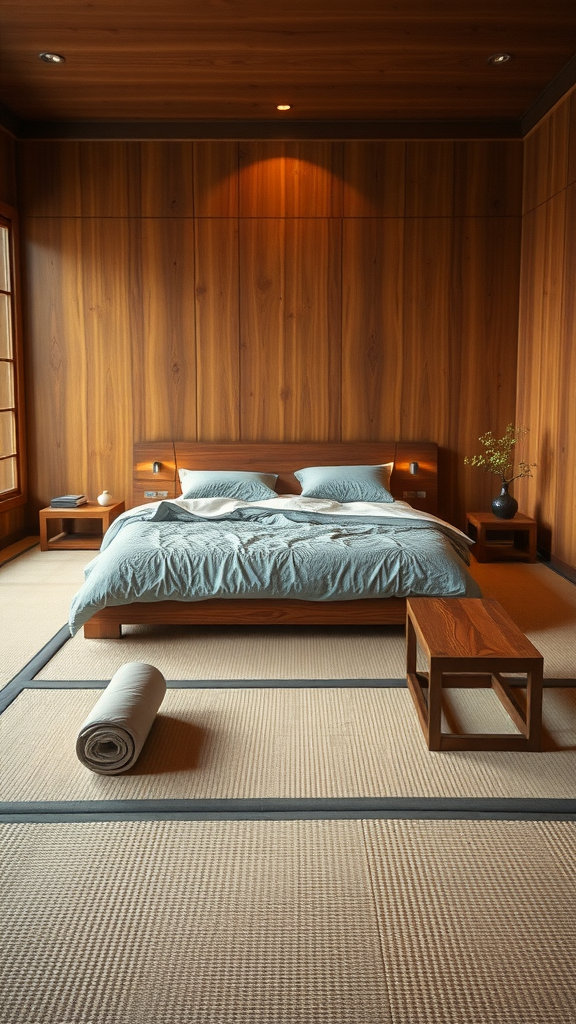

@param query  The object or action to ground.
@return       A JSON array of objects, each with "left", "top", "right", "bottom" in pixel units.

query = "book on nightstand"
[{"left": 50, "top": 494, "right": 88, "bottom": 508}]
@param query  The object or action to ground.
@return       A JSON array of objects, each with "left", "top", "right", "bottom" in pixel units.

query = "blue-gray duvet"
[{"left": 69, "top": 496, "right": 481, "bottom": 634}]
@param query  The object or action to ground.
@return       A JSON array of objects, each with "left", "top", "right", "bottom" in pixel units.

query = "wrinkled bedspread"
[{"left": 69, "top": 496, "right": 481, "bottom": 634}]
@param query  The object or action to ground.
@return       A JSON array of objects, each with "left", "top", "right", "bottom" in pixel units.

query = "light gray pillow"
[
  {"left": 179, "top": 469, "right": 278, "bottom": 501},
  {"left": 295, "top": 463, "right": 394, "bottom": 503}
]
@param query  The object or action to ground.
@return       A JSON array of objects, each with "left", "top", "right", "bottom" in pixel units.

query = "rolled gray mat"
[{"left": 76, "top": 662, "right": 166, "bottom": 774}]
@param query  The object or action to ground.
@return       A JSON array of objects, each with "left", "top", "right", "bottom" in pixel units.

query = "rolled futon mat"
[{"left": 76, "top": 662, "right": 166, "bottom": 774}]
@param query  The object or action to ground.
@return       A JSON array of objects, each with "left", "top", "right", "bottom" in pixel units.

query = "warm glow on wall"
[{"left": 276, "top": 104, "right": 291, "bottom": 111}]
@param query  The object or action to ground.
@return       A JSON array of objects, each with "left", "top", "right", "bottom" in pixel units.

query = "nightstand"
[
  {"left": 39, "top": 500, "right": 125, "bottom": 551},
  {"left": 465, "top": 511, "right": 537, "bottom": 563}
]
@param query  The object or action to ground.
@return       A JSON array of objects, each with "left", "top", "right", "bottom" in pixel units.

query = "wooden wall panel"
[
  {"left": 23, "top": 218, "right": 88, "bottom": 510},
  {"left": 239, "top": 143, "right": 344, "bottom": 218},
  {"left": 0, "top": 127, "right": 17, "bottom": 208},
  {"left": 77, "top": 142, "right": 141, "bottom": 217},
  {"left": 17, "top": 141, "right": 81, "bottom": 217},
  {"left": 522, "top": 101, "right": 570, "bottom": 214},
  {"left": 195, "top": 219, "right": 240, "bottom": 440},
  {"left": 341, "top": 219, "right": 404, "bottom": 439},
  {"left": 515, "top": 204, "right": 546, "bottom": 522},
  {"left": 401, "top": 217, "right": 454, "bottom": 442},
  {"left": 17, "top": 137, "right": 524, "bottom": 526},
  {"left": 342, "top": 143, "right": 406, "bottom": 217},
  {"left": 452, "top": 141, "right": 523, "bottom": 217},
  {"left": 404, "top": 142, "right": 455, "bottom": 217},
  {"left": 568, "top": 89, "right": 576, "bottom": 188},
  {"left": 193, "top": 143, "right": 238, "bottom": 217},
  {"left": 455, "top": 217, "right": 521, "bottom": 522},
  {"left": 79, "top": 219, "right": 136, "bottom": 506},
  {"left": 137, "top": 219, "right": 197, "bottom": 440},
  {"left": 517, "top": 193, "right": 570, "bottom": 555},
  {"left": 517, "top": 87, "right": 576, "bottom": 569},
  {"left": 139, "top": 142, "right": 194, "bottom": 217},
  {"left": 240, "top": 218, "right": 341, "bottom": 441},
  {"left": 556, "top": 182, "right": 576, "bottom": 565}
]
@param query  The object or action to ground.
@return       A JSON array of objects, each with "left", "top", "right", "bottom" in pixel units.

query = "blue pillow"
[
  {"left": 295, "top": 463, "right": 394, "bottom": 503},
  {"left": 179, "top": 469, "right": 278, "bottom": 501}
]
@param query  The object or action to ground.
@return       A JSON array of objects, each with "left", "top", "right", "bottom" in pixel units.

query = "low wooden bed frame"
[{"left": 83, "top": 440, "right": 438, "bottom": 638}]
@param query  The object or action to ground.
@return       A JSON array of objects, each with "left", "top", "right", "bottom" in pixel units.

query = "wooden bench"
[{"left": 406, "top": 597, "right": 543, "bottom": 752}]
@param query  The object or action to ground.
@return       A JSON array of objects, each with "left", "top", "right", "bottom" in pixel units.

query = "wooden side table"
[
  {"left": 465, "top": 511, "right": 537, "bottom": 563},
  {"left": 406, "top": 597, "right": 543, "bottom": 752},
  {"left": 39, "top": 500, "right": 125, "bottom": 550}
]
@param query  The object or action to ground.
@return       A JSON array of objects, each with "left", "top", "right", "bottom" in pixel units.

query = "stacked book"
[{"left": 50, "top": 494, "right": 88, "bottom": 508}]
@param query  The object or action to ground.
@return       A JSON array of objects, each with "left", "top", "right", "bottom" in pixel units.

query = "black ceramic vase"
[{"left": 491, "top": 480, "right": 518, "bottom": 519}]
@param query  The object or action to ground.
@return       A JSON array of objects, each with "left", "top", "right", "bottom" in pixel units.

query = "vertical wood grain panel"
[
  {"left": 404, "top": 142, "right": 454, "bottom": 217},
  {"left": 0, "top": 505, "right": 27, "bottom": 548},
  {"left": 239, "top": 143, "right": 344, "bottom": 217},
  {"left": 78, "top": 142, "right": 141, "bottom": 217},
  {"left": 515, "top": 204, "right": 546, "bottom": 521},
  {"left": 457, "top": 217, "right": 521, "bottom": 524},
  {"left": 556, "top": 181, "right": 576, "bottom": 565},
  {"left": 17, "top": 141, "right": 81, "bottom": 216},
  {"left": 0, "top": 128, "right": 17, "bottom": 207},
  {"left": 452, "top": 141, "right": 523, "bottom": 217},
  {"left": 568, "top": 89, "right": 576, "bottom": 188},
  {"left": 240, "top": 218, "right": 341, "bottom": 440},
  {"left": 522, "top": 101, "right": 570, "bottom": 214},
  {"left": 80, "top": 219, "right": 136, "bottom": 505},
  {"left": 516, "top": 89, "right": 576, "bottom": 568},
  {"left": 342, "top": 143, "right": 406, "bottom": 216},
  {"left": 139, "top": 142, "right": 194, "bottom": 217},
  {"left": 401, "top": 218, "right": 454, "bottom": 443},
  {"left": 239, "top": 218, "right": 284, "bottom": 440},
  {"left": 22, "top": 218, "right": 88, "bottom": 508},
  {"left": 17, "top": 137, "right": 526, "bottom": 528},
  {"left": 341, "top": 218, "right": 404, "bottom": 439},
  {"left": 195, "top": 219, "right": 240, "bottom": 440},
  {"left": 138, "top": 219, "right": 197, "bottom": 440},
  {"left": 517, "top": 196, "right": 566, "bottom": 549},
  {"left": 536, "top": 192, "right": 567, "bottom": 549},
  {"left": 193, "top": 142, "right": 238, "bottom": 216}
]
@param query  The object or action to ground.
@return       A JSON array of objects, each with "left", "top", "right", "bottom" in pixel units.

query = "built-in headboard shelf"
[{"left": 133, "top": 441, "right": 438, "bottom": 515}]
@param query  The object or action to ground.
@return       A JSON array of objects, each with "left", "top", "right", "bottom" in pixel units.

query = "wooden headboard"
[{"left": 133, "top": 441, "right": 438, "bottom": 515}]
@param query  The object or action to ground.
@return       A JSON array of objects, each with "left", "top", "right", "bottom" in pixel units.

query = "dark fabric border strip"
[
  {"left": 3, "top": 625, "right": 71, "bottom": 687},
  {"left": 3, "top": 676, "right": 573, "bottom": 717},
  {"left": 3, "top": 811, "right": 574, "bottom": 823},
  {"left": 0, "top": 677, "right": 409, "bottom": 715},
  {"left": 2, "top": 797, "right": 576, "bottom": 824}
]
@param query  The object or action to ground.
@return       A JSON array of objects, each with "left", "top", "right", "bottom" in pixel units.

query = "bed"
[{"left": 73, "top": 441, "right": 480, "bottom": 638}]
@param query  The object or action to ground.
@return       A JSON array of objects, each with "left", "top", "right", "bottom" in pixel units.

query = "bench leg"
[
  {"left": 427, "top": 661, "right": 443, "bottom": 750},
  {"left": 526, "top": 664, "right": 543, "bottom": 751}
]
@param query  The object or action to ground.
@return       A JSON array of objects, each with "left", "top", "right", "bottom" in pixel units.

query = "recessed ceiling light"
[
  {"left": 277, "top": 104, "right": 291, "bottom": 111},
  {"left": 39, "top": 52, "right": 66, "bottom": 63},
  {"left": 487, "top": 53, "right": 512, "bottom": 65}
]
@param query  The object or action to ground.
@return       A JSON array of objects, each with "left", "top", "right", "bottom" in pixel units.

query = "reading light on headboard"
[
  {"left": 409, "top": 461, "right": 419, "bottom": 475},
  {"left": 152, "top": 461, "right": 161, "bottom": 474}
]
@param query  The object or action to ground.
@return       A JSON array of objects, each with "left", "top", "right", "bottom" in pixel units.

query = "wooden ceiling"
[{"left": 0, "top": 1, "right": 575, "bottom": 136}]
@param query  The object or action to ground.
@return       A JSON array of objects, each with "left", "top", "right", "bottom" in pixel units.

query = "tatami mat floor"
[
  {"left": 4, "top": 685, "right": 576, "bottom": 803},
  {"left": 2, "top": 818, "right": 575, "bottom": 1024},
  {"left": 0, "top": 545, "right": 89, "bottom": 686},
  {"left": 2, "top": 539, "right": 576, "bottom": 1023}
]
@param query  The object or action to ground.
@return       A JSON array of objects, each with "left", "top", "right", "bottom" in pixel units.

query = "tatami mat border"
[
  {"left": 4, "top": 675, "right": 575, "bottom": 715},
  {"left": 0, "top": 677, "right": 410, "bottom": 714},
  {"left": 2, "top": 796, "right": 576, "bottom": 823},
  {"left": 2, "top": 624, "right": 71, "bottom": 689}
]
